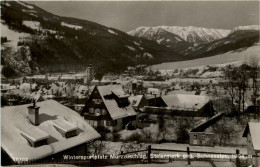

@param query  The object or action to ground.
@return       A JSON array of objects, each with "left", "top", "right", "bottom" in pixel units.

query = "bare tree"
[
  {"left": 248, "top": 56, "right": 260, "bottom": 118},
  {"left": 221, "top": 64, "right": 251, "bottom": 117}
]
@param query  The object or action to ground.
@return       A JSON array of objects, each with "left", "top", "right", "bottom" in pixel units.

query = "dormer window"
[
  {"left": 52, "top": 119, "right": 78, "bottom": 139},
  {"left": 20, "top": 127, "right": 49, "bottom": 148}
]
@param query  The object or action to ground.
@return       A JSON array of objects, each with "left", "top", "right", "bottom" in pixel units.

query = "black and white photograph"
[{"left": 0, "top": 0, "right": 260, "bottom": 167}]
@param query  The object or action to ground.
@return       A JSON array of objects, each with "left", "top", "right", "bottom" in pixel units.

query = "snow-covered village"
[{"left": 1, "top": 1, "right": 260, "bottom": 167}]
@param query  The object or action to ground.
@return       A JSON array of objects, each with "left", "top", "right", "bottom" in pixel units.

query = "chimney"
[{"left": 27, "top": 100, "right": 40, "bottom": 126}]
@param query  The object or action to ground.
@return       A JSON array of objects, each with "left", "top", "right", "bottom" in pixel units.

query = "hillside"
[
  {"left": 150, "top": 44, "right": 260, "bottom": 70},
  {"left": 1, "top": 1, "right": 183, "bottom": 77},
  {"left": 183, "top": 26, "right": 260, "bottom": 58}
]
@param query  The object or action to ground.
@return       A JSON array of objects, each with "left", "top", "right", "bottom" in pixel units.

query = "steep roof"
[
  {"left": 97, "top": 85, "right": 136, "bottom": 120},
  {"left": 129, "top": 95, "right": 143, "bottom": 107},
  {"left": 243, "top": 122, "right": 260, "bottom": 151},
  {"left": 1, "top": 100, "right": 100, "bottom": 162},
  {"left": 162, "top": 94, "right": 210, "bottom": 111}
]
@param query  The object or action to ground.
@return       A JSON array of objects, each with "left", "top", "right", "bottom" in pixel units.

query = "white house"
[{"left": 243, "top": 122, "right": 260, "bottom": 167}]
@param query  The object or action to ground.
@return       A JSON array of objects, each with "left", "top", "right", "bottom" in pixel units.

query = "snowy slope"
[
  {"left": 150, "top": 44, "right": 260, "bottom": 70},
  {"left": 229, "top": 25, "right": 260, "bottom": 34}
]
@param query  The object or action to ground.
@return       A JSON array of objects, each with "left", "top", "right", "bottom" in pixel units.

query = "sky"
[{"left": 29, "top": 1, "right": 259, "bottom": 32}]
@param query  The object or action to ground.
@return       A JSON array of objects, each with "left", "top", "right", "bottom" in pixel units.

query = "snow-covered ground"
[
  {"left": 22, "top": 21, "right": 41, "bottom": 30},
  {"left": 61, "top": 22, "right": 82, "bottom": 30},
  {"left": 1, "top": 22, "right": 30, "bottom": 49},
  {"left": 108, "top": 29, "right": 118, "bottom": 35},
  {"left": 150, "top": 45, "right": 260, "bottom": 70},
  {"left": 126, "top": 45, "right": 136, "bottom": 51},
  {"left": 16, "top": 1, "right": 34, "bottom": 9}
]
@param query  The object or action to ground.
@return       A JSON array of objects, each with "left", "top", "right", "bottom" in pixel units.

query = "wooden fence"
[{"left": 119, "top": 145, "right": 258, "bottom": 167}]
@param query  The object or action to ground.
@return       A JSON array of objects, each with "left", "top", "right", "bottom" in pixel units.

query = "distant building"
[
  {"left": 243, "top": 122, "right": 260, "bottom": 167},
  {"left": 144, "top": 94, "right": 214, "bottom": 117},
  {"left": 82, "top": 85, "right": 137, "bottom": 132},
  {"left": 1, "top": 100, "right": 100, "bottom": 165},
  {"left": 84, "top": 63, "right": 94, "bottom": 85},
  {"left": 90, "top": 77, "right": 112, "bottom": 86},
  {"left": 129, "top": 95, "right": 149, "bottom": 111}
]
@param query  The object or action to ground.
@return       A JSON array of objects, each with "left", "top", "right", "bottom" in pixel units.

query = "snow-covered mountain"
[
  {"left": 229, "top": 25, "right": 260, "bottom": 34},
  {"left": 128, "top": 26, "right": 231, "bottom": 46}
]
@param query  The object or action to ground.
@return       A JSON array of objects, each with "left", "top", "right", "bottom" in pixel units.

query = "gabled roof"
[
  {"left": 162, "top": 94, "right": 210, "bottom": 111},
  {"left": 243, "top": 122, "right": 260, "bottom": 151},
  {"left": 129, "top": 95, "right": 143, "bottom": 107},
  {"left": 1, "top": 100, "right": 100, "bottom": 162},
  {"left": 97, "top": 85, "right": 136, "bottom": 120}
]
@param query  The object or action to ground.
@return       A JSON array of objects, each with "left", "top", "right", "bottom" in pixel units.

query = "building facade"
[{"left": 83, "top": 85, "right": 137, "bottom": 132}]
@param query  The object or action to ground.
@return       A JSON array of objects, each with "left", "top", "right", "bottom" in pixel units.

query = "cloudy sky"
[{"left": 30, "top": 1, "right": 259, "bottom": 32}]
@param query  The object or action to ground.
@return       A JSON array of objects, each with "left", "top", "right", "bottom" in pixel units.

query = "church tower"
[{"left": 84, "top": 63, "right": 94, "bottom": 85}]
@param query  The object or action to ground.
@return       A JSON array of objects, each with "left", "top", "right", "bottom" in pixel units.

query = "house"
[
  {"left": 129, "top": 95, "right": 150, "bottom": 128},
  {"left": 147, "top": 88, "right": 161, "bottom": 96},
  {"left": 1, "top": 100, "right": 100, "bottom": 165},
  {"left": 243, "top": 122, "right": 260, "bottom": 167},
  {"left": 144, "top": 94, "right": 214, "bottom": 117},
  {"left": 189, "top": 113, "right": 224, "bottom": 147},
  {"left": 146, "top": 96, "right": 167, "bottom": 107},
  {"left": 161, "top": 94, "right": 215, "bottom": 117},
  {"left": 1, "top": 93, "right": 21, "bottom": 106},
  {"left": 90, "top": 76, "right": 112, "bottom": 86},
  {"left": 129, "top": 95, "right": 149, "bottom": 111},
  {"left": 82, "top": 85, "right": 137, "bottom": 132}
]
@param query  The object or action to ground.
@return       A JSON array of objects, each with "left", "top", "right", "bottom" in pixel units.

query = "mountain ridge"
[{"left": 128, "top": 26, "right": 231, "bottom": 46}]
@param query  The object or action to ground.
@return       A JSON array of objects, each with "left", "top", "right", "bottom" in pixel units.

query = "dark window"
[{"left": 65, "top": 130, "right": 77, "bottom": 138}]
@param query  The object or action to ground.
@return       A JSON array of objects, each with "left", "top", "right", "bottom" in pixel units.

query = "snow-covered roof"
[
  {"left": 147, "top": 88, "right": 160, "bottom": 95},
  {"left": 162, "top": 94, "right": 210, "bottom": 111},
  {"left": 20, "top": 127, "right": 49, "bottom": 142},
  {"left": 243, "top": 122, "right": 260, "bottom": 151},
  {"left": 97, "top": 85, "right": 136, "bottom": 120},
  {"left": 52, "top": 119, "right": 78, "bottom": 133},
  {"left": 111, "top": 89, "right": 129, "bottom": 98},
  {"left": 1, "top": 100, "right": 100, "bottom": 162}
]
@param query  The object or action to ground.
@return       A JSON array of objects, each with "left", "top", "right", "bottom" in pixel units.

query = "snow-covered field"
[
  {"left": 150, "top": 45, "right": 260, "bottom": 70},
  {"left": 22, "top": 21, "right": 41, "bottom": 30},
  {"left": 61, "top": 22, "right": 82, "bottom": 30},
  {"left": 1, "top": 22, "right": 30, "bottom": 48},
  {"left": 108, "top": 29, "right": 118, "bottom": 35}
]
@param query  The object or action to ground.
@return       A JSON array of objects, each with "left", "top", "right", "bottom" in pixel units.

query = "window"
[
  {"left": 89, "top": 120, "right": 94, "bottom": 126},
  {"left": 194, "top": 135, "right": 197, "bottom": 140},
  {"left": 95, "top": 109, "right": 101, "bottom": 115},
  {"left": 106, "top": 120, "right": 111, "bottom": 126},
  {"left": 106, "top": 120, "right": 117, "bottom": 126},
  {"left": 65, "top": 130, "right": 77, "bottom": 138},
  {"left": 89, "top": 108, "right": 94, "bottom": 114},
  {"left": 102, "top": 109, "right": 107, "bottom": 115},
  {"left": 95, "top": 99, "right": 101, "bottom": 104},
  {"left": 202, "top": 135, "right": 206, "bottom": 140}
]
